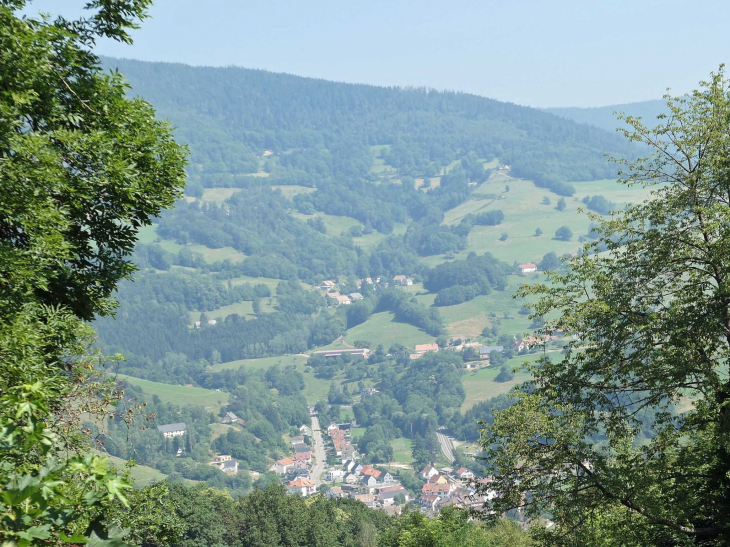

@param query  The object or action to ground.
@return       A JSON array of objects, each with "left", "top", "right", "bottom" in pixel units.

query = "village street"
[{"left": 310, "top": 416, "right": 327, "bottom": 485}]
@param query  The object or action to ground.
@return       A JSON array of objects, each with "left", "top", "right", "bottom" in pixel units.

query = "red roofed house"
[
  {"left": 270, "top": 457, "right": 295, "bottom": 474},
  {"left": 360, "top": 465, "right": 382, "bottom": 479},
  {"left": 288, "top": 477, "right": 317, "bottom": 496},
  {"left": 422, "top": 483, "right": 450, "bottom": 495},
  {"left": 414, "top": 343, "right": 439, "bottom": 355},
  {"left": 455, "top": 467, "right": 474, "bottom": 481},
  {"left": 519, "top": 263, "right": 537, "bottom": 274}
]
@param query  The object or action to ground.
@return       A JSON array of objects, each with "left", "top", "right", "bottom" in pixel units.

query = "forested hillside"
[{"left": 107, "top": 57, "right": 634, "bottom": 193}]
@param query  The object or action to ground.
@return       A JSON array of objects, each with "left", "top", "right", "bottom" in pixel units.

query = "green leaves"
[
  {"left": 482, "top": 67, "right": 730, "bottom": 544},
  {"left": 0, "top": 2, "right": 185, "bottom": 545}
]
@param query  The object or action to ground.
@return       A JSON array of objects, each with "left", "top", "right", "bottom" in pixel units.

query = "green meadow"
[{"left": 115, "top": 374, "right": 230, "bottom": 412}]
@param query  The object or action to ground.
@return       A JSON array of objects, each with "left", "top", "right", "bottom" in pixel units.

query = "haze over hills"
[{"left": 545, "top": 98, "right": 668, "bottom": 133}]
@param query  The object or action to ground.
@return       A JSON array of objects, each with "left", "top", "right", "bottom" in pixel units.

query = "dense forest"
[{"left": 107, "top": 57, "right": 634, "bottom": 196}]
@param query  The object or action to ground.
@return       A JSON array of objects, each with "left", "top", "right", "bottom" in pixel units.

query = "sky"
[{"left": 25, "top": 0, "right": 730, "bottom": 108}]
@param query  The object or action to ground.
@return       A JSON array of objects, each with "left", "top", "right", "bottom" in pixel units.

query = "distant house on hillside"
[
  {"left": 349, "top": 292, "right": 364, "bottom": 301},
  {"left": 420, "top": 464, "right": 439, "bottom": 480},
  {"left": 312, "top": 348, "right": 370, "bottom": 359},
  {"left": 221, "top": 411, "right": 239, "bottom": 424},
  {"left": 519, "top": 263, "right": 537, "bottom": 274},
  {"left": 209, "top": 455, "right": 238, "bottom": 474},
  {"left": 320, "top": 280, "right": 336, "bottom": 290},
  {"left": 157, "top": 423, "right": 186, "bottom": 438},
  {"left": 479, "top": 346, "right": 504, "bottom": 360},
  {"left": 414, "top": 343, "right": 439, "bottom": 355},
  {"left": 335, "top": 294, "right": 352, "bottom": 306},
  {"left": 393, "top": 275, "right": 413, "bottom": 286}
]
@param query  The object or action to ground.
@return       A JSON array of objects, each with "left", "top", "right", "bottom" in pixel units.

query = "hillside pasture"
[
  {"left": 210, "top": 355, "right": 308, "bottom": 372},
  {"left": 115, "top": 374, "right": 229, "bottom": 412},
  {"left": 344, "top": 311, "right": 434, "bottom": 349}
]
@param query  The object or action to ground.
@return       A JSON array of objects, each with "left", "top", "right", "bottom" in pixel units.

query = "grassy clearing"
[
  {"left": 229, "top": 275, "right": 289, "bottom": 289},
  {"left": 270, "top": 185, "right": 316, "bottom": 198},
  {"left": 210, "top": 423, "right": 238, "bottom": 441},
  {"left": 390, "top": 438, "right": 414, "bottom": 464},
  {"left": 189, "top": 301, "right": 255, "bottom": 324},
  {"left": 425, "top": 174, "right": 653, "bottom": 268},
  {"left": 345, "top": 311, "right": 434, "bottom": 349},
  {"left": 460, "top": 352, "right": 558, "bottom": 410},
  {"left": 201, "top": 188, "right": 241, "bottom": 203},
  {"left": 210, "top": 355, "right": 308, "bottom": 372},
  {"left": 292, "top": 211, "right": 361, "bottom": 236},
  {"left": 106, "top": 454, "right": 168, "bottom": 487},
  {"left": 115, "top": 374, "right": 230, "bottom": 412}
]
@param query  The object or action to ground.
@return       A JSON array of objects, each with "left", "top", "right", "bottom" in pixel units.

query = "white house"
[
  {"left": 349, "top": 292, "right": 364, "bottom": 301},
  {"left": 157, "top": 423, "right": 186, "bottom": 438},
  {"left": 518, "top": 262, "right": 537, "bottom": 274},
  {"left": 393, "top": 275, "right": 413, "bottom": 286},
  {"left": 454, "top": 467, "right": 474, "bottom": 481},
  {"left": 326, "top": 469, "right": 346, "bottom": 481},
  {"left": 344, "top": 473, "right": 360, "bottom": 485},
  {"left": 270, "top": 457, "right": 295, "bottom": 475},
  {"left": 299, "top": 425, "right": 313, "bottom": 436},
  {"left": 288, "top": 478, "right": 317, "bottom": 497},
  {"left": 420, "top": 464, "right": 439, "bottom": 481}
]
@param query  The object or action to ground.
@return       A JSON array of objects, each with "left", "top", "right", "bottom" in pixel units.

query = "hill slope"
[
  {"left": 545, "top": 99, "right": 668, "bottom": 133},
  {"left": 106, "top": 58, "right": 633, "bottom": 189}
]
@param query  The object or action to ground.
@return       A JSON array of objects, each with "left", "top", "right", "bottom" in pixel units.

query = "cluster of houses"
[
  {"left": 319, "top": 275, "right": 414, "bottom": 308},
  {"left": 417, "top": 464, "right": 494, "bottom": 514},
  {"left": 270, "top": 424, "right": 318, "bottom": 493},
  {"left": 409, "top": 342, "right": 439, "bottom": 360}
]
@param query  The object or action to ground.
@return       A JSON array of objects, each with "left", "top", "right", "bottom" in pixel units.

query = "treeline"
[
  {"left": 117, "top": 268, "right": 270, "bottom": 312},
  {"left": 112, "top": 482, "right": 532, "bottom": 547},
  {"left": 425, "top": 252, "right": 511, "bottom": 306}
]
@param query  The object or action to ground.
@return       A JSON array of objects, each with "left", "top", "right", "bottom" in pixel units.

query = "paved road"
[
  {"left": 310, "top": 416, "right": 327, "bottom": 485},
  {"left": 436, "top": 430, "right": 455, "bottom": 463}
]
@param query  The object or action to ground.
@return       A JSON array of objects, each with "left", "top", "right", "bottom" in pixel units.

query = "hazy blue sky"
[{"left": 26, "top": 0, "right": 730, "bottom": 107}]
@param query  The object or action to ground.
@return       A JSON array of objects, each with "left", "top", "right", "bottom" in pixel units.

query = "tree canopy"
[
  {"left": 0, "top": 1, "right": 187, "bottom": 544},
  {"left": 481, "top": 68, "right": 730, "bottom": 545}
]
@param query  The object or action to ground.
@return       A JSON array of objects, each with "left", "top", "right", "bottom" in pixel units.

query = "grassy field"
[
  {"left": 137, "top": 224, "right": 248, "bottom": 263},
  {"left": 344, "top": 311, "right": 435, "bottom": 349},
  {"left": 105, "top": 454, "right": 168, "bottom": 487},
  {"left": 461, "top": 352, "right": 555, "bottom": 410},
  {"left": 422, "top": 174, "right": 653, "bottom": 268},
  {"left": 270, "top": 185, "right": 316, "bottom": 198},
  {"left": 292, "top": 211, "right": 361, "bottom": 236},
  {"left": 200, "top": 188, "right": 241, "bottom": 203},
  {"left": 189, "top": 301, "right": 255, "bottom": 324},
  {"left": 390, "top": 437, "right": 414, "bottom": 464},
  {"left": 211, "top": 354, "right": 309, "bottom": 372},
  {"left": 115, "top": 374, "right": 230, "bottom": 412}
]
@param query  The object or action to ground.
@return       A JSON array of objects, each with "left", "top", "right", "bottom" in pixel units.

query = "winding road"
[{"left": 310, "top": 416, "right": 327, "bottom": 485}]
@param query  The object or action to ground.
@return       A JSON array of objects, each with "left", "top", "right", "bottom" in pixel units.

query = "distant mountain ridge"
[
  {"left": 545, "top": 99, "right": 668, "bottom": 133},
  {"left": 104, "top": 57, "right": 634, "bottom": 189}
]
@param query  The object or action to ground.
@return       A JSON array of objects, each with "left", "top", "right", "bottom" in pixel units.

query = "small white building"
[
  {"left": 157, "top": 423, "right": 186, "bottom": 438},
  {"left": 519, "top": 263, "right": 537, "bottom": 274}
]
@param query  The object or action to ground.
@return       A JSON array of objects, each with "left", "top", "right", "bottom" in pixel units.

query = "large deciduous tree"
[
  {"left": 0, "top": 1, "right": 186, "bottom": 544},
  {"left": 480, "top": 69, "right": 730, "bottom": 545}
]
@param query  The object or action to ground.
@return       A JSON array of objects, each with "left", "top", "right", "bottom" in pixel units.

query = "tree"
[
  {"left": 481, "top": 69, "right": 730, "bottom": 544},
  {"left": 542, "top": 196, "right": 551, "bottom": 205},
  {"left": 538, "top": 251, "right": 560, "bottom": 271},
  {"left": 535, "top": 227, "right": 543, "bottom": 237},
  {"left": 499, "top": 232, "right": 509, "bottom": 241},
  {"left": 556, "top": 197, "right": 567, "bottom": 211},
  {"left": 0, "top": 2, "right": 186, "bottom": 544},
  {"left": 554, "top": 225, "right": 573, "bottom": 241}
]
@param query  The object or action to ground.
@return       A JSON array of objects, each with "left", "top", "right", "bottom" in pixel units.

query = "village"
[{"left": 152, "top": 267, "right": 565, "bottom": 514}]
